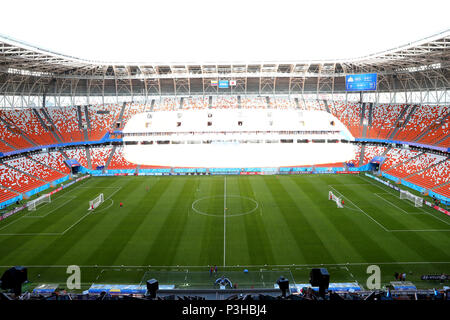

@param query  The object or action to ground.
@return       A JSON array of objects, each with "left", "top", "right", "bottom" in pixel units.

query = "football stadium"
[{"left": 0, "top": 5, "right": 449, "bottom": 303}]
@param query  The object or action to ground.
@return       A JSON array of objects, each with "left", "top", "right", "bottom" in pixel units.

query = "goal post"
[
  {"left": 399, "top": 189, "right": 423, "bottom": 207},
  {"left": 329, "top": 191, "right": 343, "bottom": 208},
  {"left": 27, "top": 193, "right": 51, "bottom": 211},
  {"left": 89, "top": 193, "right": 104, "bottom": 210}
]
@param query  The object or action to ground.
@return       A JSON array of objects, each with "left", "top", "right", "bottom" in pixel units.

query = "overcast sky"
[{"left": 0, "top": 0, "right": 448, "bottom": 64}]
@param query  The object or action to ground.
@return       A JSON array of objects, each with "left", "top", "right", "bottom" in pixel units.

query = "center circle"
[{"left": 192, "top": 195, "right": 259, "bottom": 217}]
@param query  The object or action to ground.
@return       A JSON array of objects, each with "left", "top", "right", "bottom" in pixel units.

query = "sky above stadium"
[{"left": 1, "top": 0, "right": 449, "bottom": 64}]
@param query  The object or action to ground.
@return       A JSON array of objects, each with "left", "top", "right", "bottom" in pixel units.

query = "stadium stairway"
[
  {"left": 84, "top": 106, "right": 91, "bottom": 131},
  {"left": 179, "top": 97, "right": 184, "bottom": 110},
  {"left": 39, "top": 108, "right": 64, "bottom": 143},
  {"left": 320, "top": 100, "right": 327, "bottom": 113},
  {"left": 75, "top": 106, "right": 89, "bottom": 141},
  {"left": 1, "top": 160, "right": 47, "bottom": 183},
  {"left": 116, "top": 103, "right": 127, "bottom": 129},
  {"left": 59, "top": 149, "right": 70, "bottom": 162},
  {"left": 150, "top": 99, "right": 155, "bottom": 111},
  {"left": 358, "top": 144, "right": 366, "bottom": 167},
  {"left": 104, "top": 145, "right": 117, "bottom": 172},
  {"left": 361, "top": 112, "right": 369, "bottom": 139},
  {"left": 85, "top": 146, "right": 93, "bottom": 170},
  {"left": 32, "top": 108, "right": 60, "bottom": 144},
  {"left": 381, "top": 146, "right": 392, "bottom": 157},
  {"left": 0, "top": 137, "right": 17, "bottom": 151},
  {"left": 387, "top": 105, "right": 411, "bottom": 140},
  {"left": 391, "top": 105, "right": 418, "bottom": 140},
  {"left": 360, "top": 103, "right": 367, "bottom": 138},
  {"left": 435, "top": 135, "right": 450, "bottom": 147},
  {"left": 81, "top": 108, "right": 90, "bottom": 141}
]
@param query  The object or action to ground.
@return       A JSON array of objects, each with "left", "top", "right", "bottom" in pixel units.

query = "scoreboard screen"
[{"left": 345, "top": 73, "right": 377, "bottom": 91}]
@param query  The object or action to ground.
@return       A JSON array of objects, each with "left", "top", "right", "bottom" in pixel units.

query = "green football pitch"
[{"left": 0, "top": 174, "right": 449, "bottom": 290}]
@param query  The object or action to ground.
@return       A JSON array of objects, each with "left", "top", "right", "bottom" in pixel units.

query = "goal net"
[
  {"left": 399, "top": 190, "right": 423, "bottom": 207},
  {"left": 89, "top": 193, "right": 104, "bottom": 210},
  {"left": 329, "top": 191, "right": 343, "bottom": 208},
  {"left": 28, "top": 193, "right": 51, "bottom": 211}
]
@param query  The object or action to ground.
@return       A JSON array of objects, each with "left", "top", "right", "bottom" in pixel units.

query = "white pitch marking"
[
  {"left": 223, "top": 176, "right": 226, "bottom": 267},
  {"left": 328, "top": 185, "right": 390, "bottom": 232},
  {"left": 360, "top": 175, "right": 450, "bottom": 227}
]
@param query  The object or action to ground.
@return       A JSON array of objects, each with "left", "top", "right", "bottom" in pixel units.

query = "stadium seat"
[
  {"left": 46, "top": 106, "right": 84, "bottom": 143},
  {"left": 89, "top": 146, "right": 113, "bottom": 169},
  {"left": 30, "top": 151, "right": 71, "bottom": 174},
  {"left": 87, "top": 104, "right": 122, "bottom": 141},
  {"left": 329, "top": 102, "right": 362, "bottom": 138},
  {"left": 0, "top": 163, "right": 45, "bottom": 194},
  {"left": 0, "top": 109, "right": 57, "bottom": 146},
  {"left": 386, "top": 152, "right": 446, "bottom": 178},
  {"left": 405, "top": 160, "right": 450, "bottom": 190},
  {"left": 0, "top": 187, "right": 19, "bottom": 203},
  {"left": 381, "top": 148, "right": 419, "bottom": 171},
  {"left": 367, "top": 104, "right": 406, "bottom": 139},
  {"left": 5, "top": 156, "right": 66, "bottom": 182},
  {"left": 362, "top": 146, "right": 387, "bottom": 165},
  {"left": 65, "top": 148, "right": 89, "bottom": 168},
  {"left": 107, "top": 146, "right": 137, "bottom": 170},
  {"left": 0, "top": 116, "right": 34, "bottom": 150},
  {"left": 393, "top": 105, "right": 448, "bottom": 143}
]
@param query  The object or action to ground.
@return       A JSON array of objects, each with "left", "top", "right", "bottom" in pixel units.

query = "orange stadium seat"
[
  {"left": 47, "top": 106, "right": 84, "bottom": 143},
  {"left": 367, "top": 104, "right": 406, "bottom": 139},
  {"left": 394, "top": 105, "right": 448, "bottom": 143},
  {"left": 329, "top": 102, "right": 362, "bottom": 138},
  {"left": 0, "top": 119, "right": 34, "bottom": 150},
  {"left": 108, "top": 146, "right": 137, "bottom": 170},
  {"left": 406, "top": 160, "right": 450, "bottom": 190},
  {"left": 0, "top": 187, "right": 19, "bottom": 203},
  {"left": 386, "top": 153, "right": 446, "bottom": 179},
  {"left": 89, "top": 146, "right": 113, "bottom": 169},
  {"left": 87, "top": 104, "right": 122, "bottom": 141},
  {"left": 1, "top": 109, "right": 57, "bottom": 146},
  {"left": 0, "top": 164, "right": 45, "bottom": 194},
  {"left": 30, "top": 151, "right": 71, "bottom": 174},
  {"left": 5, "top": 157, "right": 66, "bottom": 182},
  {"left": 65, "top": 148, "right": 89, "bottom": 168},
  {"left": 380, "top": 148, "right": 419, "bottom": 171}
]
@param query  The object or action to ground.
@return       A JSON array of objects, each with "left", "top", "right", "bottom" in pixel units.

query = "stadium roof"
[{"left": 0, "top": 30, "right": 449, "bottom": 99}]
